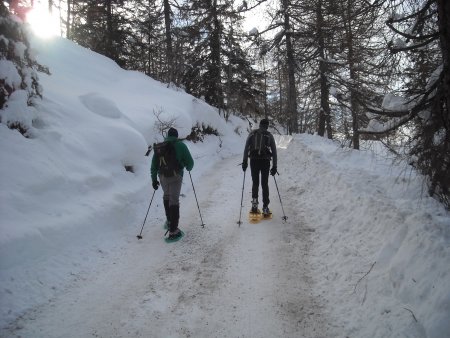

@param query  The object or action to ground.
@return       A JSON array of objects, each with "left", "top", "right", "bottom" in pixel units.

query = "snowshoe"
[
  {"left": 165, "top": 229, "right": 184, "bottom": 243},
  {"left": 262, "top": 212, "right": 273, "bottom": 220},
  {"left": 262, "top": 207, "right": 272, "bottom": 219},
  {"left": 248, "top": 209, "right": 262, "bottom": 223}
]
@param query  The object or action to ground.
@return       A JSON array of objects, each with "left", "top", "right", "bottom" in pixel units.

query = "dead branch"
[
  {"left": 153, "top": 108, "right": 177, "bottom": 138},
  {"left": 404, "top": 307, "right": 418, "bottom": 323},
  {"left": 353, "top": 261, "right": 376, "bottom": 294}
]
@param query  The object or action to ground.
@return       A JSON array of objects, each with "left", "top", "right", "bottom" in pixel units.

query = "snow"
[
  {"left": 427, "top": 65, "right": 443, "bottom": 90},
  {"left": 0, "top": 89, "right": 38, "bottom": 135},
  {"left": 392, "top": 38, "right": 407, "bottom": 49},
  {"left": 0, "top": 59, "right": 22, "bottom": 88},
  {"left": 1, "top": 33, "right": 450, "bottom": 338},
  {"left": 248, "top": 27, "right": 259, "bottom": 36},
  {"left": 382, "top": 93, "right": 413, "bottom": 111},
  {"left": 14, "top": 41, "right": 27, "bottom": 59}
]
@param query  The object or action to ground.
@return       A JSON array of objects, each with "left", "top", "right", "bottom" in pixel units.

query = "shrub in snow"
[
  {"left": 186, "top": 123, "right": 219, "bottom": 143},
  {"left": 0, "top": 5, "right": 48, "bottom": 137}
]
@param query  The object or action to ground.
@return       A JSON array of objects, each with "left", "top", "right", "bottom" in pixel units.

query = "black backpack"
[
  {"left": 153, "top": 141, "right": 181, "bottom": 177},
  {"left": 249, "top": 129, "right": 271, "bottom": 158}
]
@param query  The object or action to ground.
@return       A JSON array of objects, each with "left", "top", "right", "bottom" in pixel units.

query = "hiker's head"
[
  {"left": 259, "top": 119, "right": 269, "bottom": 130},
  {"left": 168, "top": 127, "right": 178, "bottom": 138}
]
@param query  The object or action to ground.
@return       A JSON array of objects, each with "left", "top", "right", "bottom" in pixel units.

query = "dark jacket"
[
  {"left": 151, "top": 136, "right": 194, "bottom": 181},
  {"left": 243, "top": 128, "right": 277, "bottom": 167}
]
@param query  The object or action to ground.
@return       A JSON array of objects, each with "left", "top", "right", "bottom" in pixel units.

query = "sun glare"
[{"left": 26, "top": 5, "right": 60, "bottom": 38}]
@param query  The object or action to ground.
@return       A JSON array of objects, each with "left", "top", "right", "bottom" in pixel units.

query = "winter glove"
[
  {"left": 242, "top": 161, "right": 248, "bottom": 172},
  {"left": 152, "top": 180, "right": 160, "bottom": 190},
  {"left": 270, "top": 166, "right": 277, "bottom": 176}
]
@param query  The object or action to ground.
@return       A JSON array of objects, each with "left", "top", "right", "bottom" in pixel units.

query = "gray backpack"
[{"left": 249, "top": 130, "right": 271, "bottom": 158}]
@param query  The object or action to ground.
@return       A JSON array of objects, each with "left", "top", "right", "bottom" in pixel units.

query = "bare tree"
[{"left": 362, "top": 0, "right": 449, "bottom": 207}]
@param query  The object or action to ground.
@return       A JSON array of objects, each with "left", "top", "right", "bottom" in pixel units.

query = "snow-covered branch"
[
  {"left": 388, "top": 36, "right": 439, "bottom": 54},
  {"left": 359, "top": 114, "right": 415, "bottom": 135},
  {"left": 386, "top": 20, "right": 438, "bottom": 41}
]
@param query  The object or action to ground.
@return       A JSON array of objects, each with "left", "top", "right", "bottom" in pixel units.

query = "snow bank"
[
  {"left": 282, "top": 134, "right": 450, "bottom": 338},
  {"left": 0, "top": 35, "right": 247, "bottom": 326}
]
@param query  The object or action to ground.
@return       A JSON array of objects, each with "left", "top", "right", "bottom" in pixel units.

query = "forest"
[{"left": 1, "top": 0, "right": 449, "bottom": 208}]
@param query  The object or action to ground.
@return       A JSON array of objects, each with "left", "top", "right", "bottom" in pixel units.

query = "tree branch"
[
  {"left": 353, "top": 262, "right": 376, "bottom": 294},
  {"left": 388, "top": 36, "right": 439, "bottom": 54},
  {"left": 386, "top": 0, "right": 434, "bottom": 24},
  {"left": 386, "top": 20, "right": 438, "bottom": 41},
  {"left": 359, "top": 114, "right": 415, "bottom": 135},
  {"left": 404, "top": 307, "right": 418, "bottom": 323}
]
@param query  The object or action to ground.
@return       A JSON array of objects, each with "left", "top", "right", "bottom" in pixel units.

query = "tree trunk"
[
  {"left": 345, "top": 0, "right": 359, "bottom": 149},
  {"left": 282, "top": 0, "right": 298, "bottom": 134},
  {"left": 263, "top": 56, "right": 268, "bottom": 118},
  {"left": 106, "top": 0, "right": 113, "bottom": 59},
  {"left": 437, "top": 0, "right": 450, "bottom": 127},
  {"left": 207, "top": 0, "right": 223, "bottom": 109},
  {"left": 163, "top": 0, "right": 174, "bottom": 84},
  {"left": 277, "top": 50, "right": 283, "bottom": 122},
  {"left": 66, "top": 0, "right": 71, "bottom": 39},
  {"left": 317, "top": 0, "right": 332, "bottom": 138},
  {"left": 226, "top": 26, "right": 233, "bottom": 118}
]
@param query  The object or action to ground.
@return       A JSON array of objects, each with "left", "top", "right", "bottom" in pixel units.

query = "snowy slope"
[
  {"left": 0, "top": 35, "right": 248, "bottom": 329},
  {"left": 282, "top": 135, "right": 450, "bottom": 338},
  {"left": 1, "top": 34, "right": 450, "bottom": 338}
]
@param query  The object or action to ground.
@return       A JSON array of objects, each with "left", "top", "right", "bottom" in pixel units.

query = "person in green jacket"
[{"left": 151, "top": 127, "right": 194, "bottom": 240}]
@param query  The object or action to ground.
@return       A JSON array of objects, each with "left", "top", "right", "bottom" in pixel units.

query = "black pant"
[{"left": 250, "top": 158, "right": 270, "bottom": 207}]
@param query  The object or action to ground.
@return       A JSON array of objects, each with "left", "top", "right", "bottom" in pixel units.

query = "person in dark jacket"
[
  {"left": 151, "top": 127, "right": 194, "bottom": 240},
  {"left": 242, "top": 119, "right": 277, "bottom": 214}
]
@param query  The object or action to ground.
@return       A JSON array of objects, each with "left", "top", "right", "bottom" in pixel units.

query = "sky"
[
  {"left": 23, "top": 0, "right": 273, "bottom": 38},
  {"left": 1, "top": 17, "right": 450, "bottom": 338},
  {"left": 242, "top": 0, "right": 275, "bottom": 34},
  {"left": 25, "top": 0, "right": 60, "bottom": 38}
]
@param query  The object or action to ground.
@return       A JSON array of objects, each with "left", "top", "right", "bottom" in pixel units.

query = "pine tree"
[
  {"left": 70, "top": 1, "right": 133, "bottom": 67},
  {"left": 179, "top": 0, "right": 262, "bottom": 116},
  {"left": 255, "top": 0, "right": 299, "bottom": 134},
  {"left": 179, "top": 0, "right": 227, "bottom": 109},
  {"left": 330, "top": 0, "right": 389, "bottom": 149},
  {"left": 163, "top": 0, "right": 174, "bottom": 84},
  {"left": 123, "top": 0, "right": 166, "bottom": 79},
  {"left": 0, "top": 3, "right": 48, "bottom": 137}
]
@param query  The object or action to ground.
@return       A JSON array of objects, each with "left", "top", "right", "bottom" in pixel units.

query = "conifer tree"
[
  {"left": 330, "top": 0, "right": 389, "bottom": 149},
  {"left": 70, "top": 1, "right": 132, "bottom": 67},
  {"left": 255, "top": 0, "right": 299, "bottom": 133},
  {"left": 0, "top": 2, "right": 48, "bottom": 137},
  {"left": 124, "top": 0, "right": 166, "bottom": 79},
  {"left": 179, "top": 0, "right": 262, "bottom": 116}
]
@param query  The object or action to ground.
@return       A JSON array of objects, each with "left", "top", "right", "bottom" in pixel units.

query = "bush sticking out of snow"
[{"left": 186, "top": 123, "right": 219, "bottom": 143}]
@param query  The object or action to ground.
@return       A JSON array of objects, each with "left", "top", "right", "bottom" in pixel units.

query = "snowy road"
[
  {"left": 4, "top": 147, "right": 329, "bottom": 338},
  {"left": 3, "top": 31, "right": 449, "bottom": 337}
]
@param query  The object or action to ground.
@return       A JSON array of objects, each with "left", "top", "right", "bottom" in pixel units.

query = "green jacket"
[{"left": 150, "top": 136, "right": 194, "bottom": 181}]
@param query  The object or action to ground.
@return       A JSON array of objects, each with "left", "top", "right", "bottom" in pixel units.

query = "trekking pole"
[
  {"left": 137, "top": 189, "right": 156, "bottom": 239},
  {"left": 189, "top": 172, "right": 205, "bottom": 227},
  {"left": 273, "top": 173, "right": 288, "bottom": 222},
  {"left": 237, "top": 170, "right": 246, "bottom": 227}
]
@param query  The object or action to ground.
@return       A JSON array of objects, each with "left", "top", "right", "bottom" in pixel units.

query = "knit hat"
[
  {"left": 167, "top": 127, "right": 178, "bottom": 138},
  {"left": 259, "top": 119, "right": 269, "bottom": 129}
]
